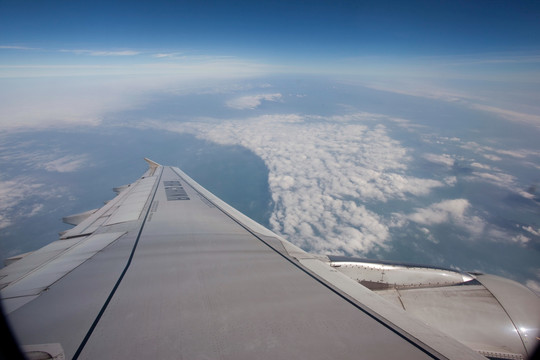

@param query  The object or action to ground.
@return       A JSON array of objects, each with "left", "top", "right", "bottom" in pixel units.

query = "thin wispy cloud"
[
  {"left": 2, "top": 45, "right": 140, "bottom": 57},
  {"left": 363, "top": 82, "right": 540, "bottom": 126},
  {"left": 439, "top": 53, "right": 540, "bottom": 66},
  {"left": 0, "top": 52, "right": 274, "bottom": 79},
  {"left": 0, "top": 66, "right": 273, "bottom": 128},
  {"left": 0, "top": 177, "right": 44, "bottom": 229},
  {"left": 0, "top": 45, "right": 39, "bottom": 50},
  {"left": 226, "top": 93, "right": 282, "bottom": 110},
  {"left": 41, "top": 155, "right": 88, "bottom": 173},
  {"left": 152, "top": 52, "right": 186, "bottom": 58},
  {"left": 470, "top": 162, "right": 493, "bottom": 170},
  {"left": 522, "top": 226, "right": 540, "bottom": 237},
  {"left": 153, "top": 53, "right": 174, "bottom": 58},
  {"left": 423, "top": 153, "right": 455, "bottom": 167},
  {"left": 470, "top": 104, "right": 540, "bottom": 126},
  {"left": 0, "top": 141, "right": 90, "bottom": 174},
  {"left": 351, "top": 58, "right": 540, "bottom": 126},
  {"left": 460, "top": 141, "right": 538, "bottom": 160},
  {"left": 60, "top": 49, "right": 141, "bottom": 56},
  {"left": 526, "top": 279, "right": 540, "bottom": 295},
  {"left": 0, "top": 142, "right": 88, "bottom": 231}
]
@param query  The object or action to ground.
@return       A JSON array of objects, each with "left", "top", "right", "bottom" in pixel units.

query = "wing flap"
[
  {"left": 0, "top": 237, "right": 83, "bottom": 289},
  {"left": 62, "top": 209, "right": 98, "bottom": 226},
  {"left": 1, "top": 232, "right": 125, "bottom": 312},
  {"left": 104, "top": 176, "right": 157, "bottom": 225}
]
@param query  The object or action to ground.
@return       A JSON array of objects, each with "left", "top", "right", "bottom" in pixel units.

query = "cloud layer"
[
  {"left": 146, "top": 112, "right": 445, "bottom": 254},
  {"left": 0, "top": 178, "right": 43, "bottom": 229},
  {"left": 0, "top": 143, "right": 88, "bottom": 174},
  {"left": 0, "top": 139, "right": 89, "bottom": 229}
]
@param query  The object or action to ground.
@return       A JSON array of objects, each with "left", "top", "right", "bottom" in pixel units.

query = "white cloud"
[
  {"left": 41, "top": 155, "right": 88, "bottom": 173},
  {"left": 360, "top": 81, "right": 475, "bottom": 104},
  {"left": 483, "top": 153, "right": 502, "bottom": 161},
  {"left": 492, "top": 149, "right": 528, "bottom": 159},
  {"left": 358, "top": 77, "right": 540, "bottom": 126},
  {"left": 407, "top": 199, "right": 469, "bottom": 225},
  {"left": 470, "top": 162, "right": 492, "bottom": 170},
  {"left": 418, "top": 227, "right": 437, "bottom": 243},
  {"left": 444, "top": 176, "right": 457, "bottom": 186},
  {"left": 405, "top": 199, "right": 485, "bottom": 236},
  {"left": 143, "top": 112, "right": 445, "bottom": 254},
  {"left": 470, "top": 104, "right": 540, "bottom": 126},
  {"left": 441, "top": 142, "right": 535, "bottom": 199},
  {"left": 522, "top": 226, "right": 540, "bottom": 236},
  {"left": 485, "top": 228, "right": 508, "bottom": 241},
  {"left": 430, "top": 139, "right": 535, "bottom": 198},
  {"left": 467, "top": 171, "right": 533, "bottom": 199},
  {"left": 423, "top": 153, "right": 455, "bottom": 167},
  {"left": 471, "top": 171, "right": 515, "bottom": 187},
  {"left": 226, "top": 93, "right": 282, "bottom": 110},
  {"left": 526, "top": 279, "right": 540, "bottom": 295},
  {"left": 0, "top": 143, "right": 89, "bottom": 173},
  {"left": 0, "top": 45, "right": 38, "bottom": 50},
  {"left": 0, "top": 178, "right": 43, "bottom": 229},
  {"left": 0, "top": 77, "right": 136, "bottom": 129},
  {"left": 0, "top": 64, "right": 273, "bottom": 129},
  {"left": 386, "top": 116, "right": 425, "bottom": 130},
  {"left": 28, "top": 203, "right": 44, "bottom": 217},
  {"left": 461, "top": 141, "right": 537, "bottom": 161},
  {"left": 153, "top": 53, "right": 175, "bottom": 58},
  {"left": 0, "top": 143, "right": 75, "bottom": 229},
  {"left": 523, "top": 161, "right": 540, "bottom": 171},
  {"left": 511, "top": 234, "right": 530, "bottom": 246},
  {"left": 61, "top": 49, "right": 140, "bottom": 56}
]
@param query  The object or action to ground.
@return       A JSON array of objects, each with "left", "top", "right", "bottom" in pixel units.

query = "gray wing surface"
[{"left": 1, "top": 161, "right": 487, "bottom": 359}]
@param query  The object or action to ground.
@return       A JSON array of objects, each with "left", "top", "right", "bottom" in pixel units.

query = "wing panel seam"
[{"left": 72, "top": 167, "right": 164, "bottom": 360}]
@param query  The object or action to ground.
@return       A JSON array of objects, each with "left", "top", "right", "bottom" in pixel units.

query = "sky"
[
  {"left": 1, "top": 0, "right": 540, "bottom": 127},
  {"left": 1, "top": 0, "right": 540, "bottom": 68},
  {"left": 1, "top": 0, "right": 540, "bottom": 290}
]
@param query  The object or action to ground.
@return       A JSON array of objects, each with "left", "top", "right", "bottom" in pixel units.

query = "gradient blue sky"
[
  {"left": 2, "top": 0, "right": 540, "bottom": 128},
  {"left": 1, "top": 0, "right": 539, "bottom": 65}
]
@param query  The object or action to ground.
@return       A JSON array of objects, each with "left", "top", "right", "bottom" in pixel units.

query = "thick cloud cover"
[{"left": 146, "top": 112, "right": 445, "bottom": 254}]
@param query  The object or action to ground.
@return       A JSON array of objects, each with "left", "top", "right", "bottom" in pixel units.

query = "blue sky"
[
  {"left": 1, "top": 0, "right": 540, "bottom": 64},
  {"left": 1, "top": 0, "right": 540, "bottom": 131},
  {"left": 0, "top": 0, "right": 539, "bottom": 130}
]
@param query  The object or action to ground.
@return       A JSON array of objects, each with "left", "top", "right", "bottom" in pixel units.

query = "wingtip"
[
  {"left": 144, "top": 157, "right": 161, "bottom": 168},
  {"left": 144, "top": 158, "right": 160, "bottom": 176}
]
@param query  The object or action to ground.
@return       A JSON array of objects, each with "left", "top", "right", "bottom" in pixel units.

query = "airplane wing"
[{"left": 0, "top": 159, "right": 525, "bottom": 359}]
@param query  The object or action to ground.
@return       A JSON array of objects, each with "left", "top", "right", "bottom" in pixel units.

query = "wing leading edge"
[{"left": 1, "top": 160, "right": 489, "bottom": 359}]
